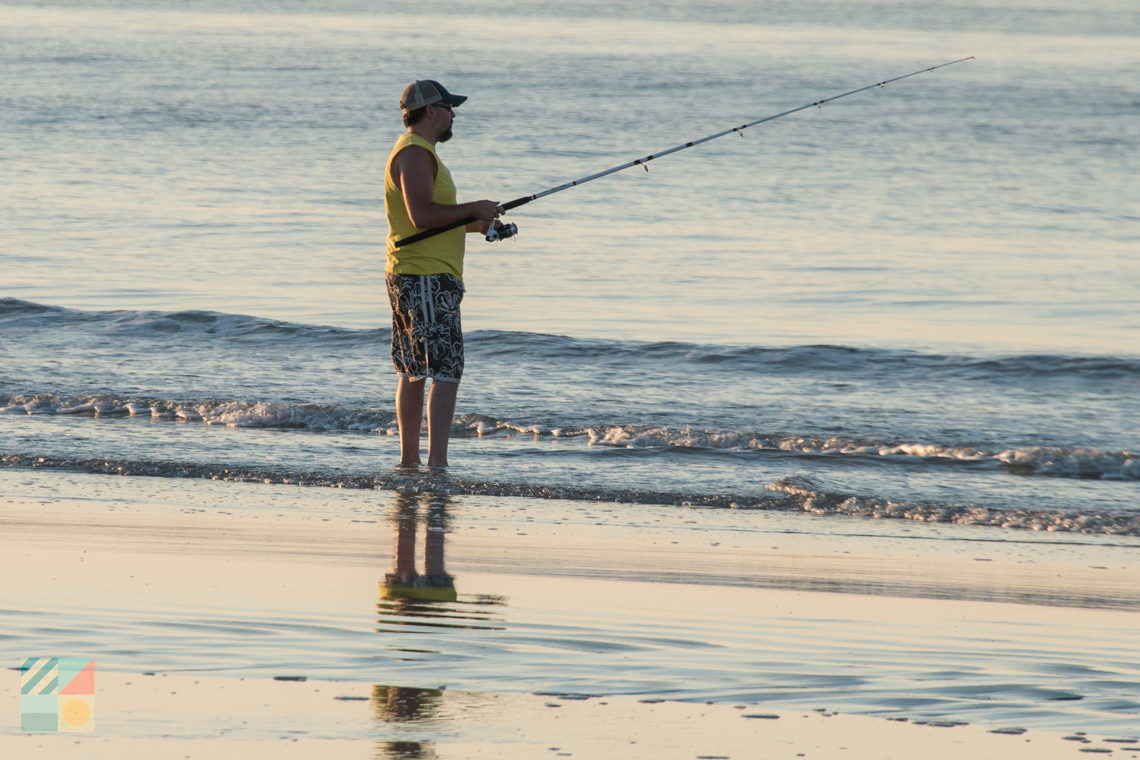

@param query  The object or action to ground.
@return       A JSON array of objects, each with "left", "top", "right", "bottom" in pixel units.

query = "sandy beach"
[{"left": 2, "top": 468, "right": 1138, "bottom": 759}]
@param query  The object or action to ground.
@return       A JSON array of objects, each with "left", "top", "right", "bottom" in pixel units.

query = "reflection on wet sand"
[
  {"left": 383, "top": 492, "right": 457, "bottom": 603},
  {"left": 377, "top": 492, "right": 507, "bottom": 633},
  {"left": 372, "top": 684, "right": 445, "bottom": 759},
  {"left": 373, "top": 491, "right": 508, "bottom": 758}
]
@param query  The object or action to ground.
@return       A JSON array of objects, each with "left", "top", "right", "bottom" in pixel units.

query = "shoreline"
[
  {"left": 3, "top": 467, "right": 1135, "bottom": 609},
  {"left": 5, "top": 454, "right": 1138, "bottom": 536}
]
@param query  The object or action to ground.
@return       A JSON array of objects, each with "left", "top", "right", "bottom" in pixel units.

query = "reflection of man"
[
  {"left": 373, "top": 684, "right": 444, "bottom": 759},
  {"left": 378, "top": 492, "right": 508, "bottom": 629},
  {"left": 384, "top": 79, "right": 501, "bottom": 469},
  {"left": 382, "top": 492, "right": 456, "bottom": 603},
  {"left": 373, "top": 684, "right": 444, "bottom": 722},
  {"left": 373, "top": 688, "right": 444, "bottom": 756}
]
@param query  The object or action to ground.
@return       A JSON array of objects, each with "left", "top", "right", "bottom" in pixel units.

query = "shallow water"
[{"left": 3, "top": 297, "right": 1138, "bottom": 534}]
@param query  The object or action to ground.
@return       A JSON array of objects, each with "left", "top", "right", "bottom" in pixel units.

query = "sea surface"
[{"left": 2, "top": 0, "right": 1137, "bottom": 535}]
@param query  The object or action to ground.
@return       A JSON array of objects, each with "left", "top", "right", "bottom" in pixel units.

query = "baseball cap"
[{"left": 400, "top": 80, "right": 467, "bottom": 112}]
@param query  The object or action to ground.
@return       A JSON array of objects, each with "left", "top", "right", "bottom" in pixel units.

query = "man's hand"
[
  {"left": 469, "top": 200, "right": 502, "bottom": 225},
  {"left": 465, "top": 202, "right": 502, "bottom": 234}
]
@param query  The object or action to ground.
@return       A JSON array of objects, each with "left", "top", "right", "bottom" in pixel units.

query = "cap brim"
[{"left": 445, "top": 93, "right": 467, "bottom": 107}]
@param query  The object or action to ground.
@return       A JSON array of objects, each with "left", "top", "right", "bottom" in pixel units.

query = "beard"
[{"left": 438, "top": 126, "right": 453, "bottom": 143}]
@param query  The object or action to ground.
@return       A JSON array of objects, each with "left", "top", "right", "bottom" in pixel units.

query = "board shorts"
[{"left": 385, "top": 272, "right": 465, "bottom": 383}]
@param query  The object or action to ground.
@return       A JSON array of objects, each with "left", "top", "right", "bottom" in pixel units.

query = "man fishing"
[
  {"left": 384, "top": 79, "right": 501, "bottom": 469},
  {"left": 382, "top": 61, "right": 972, "bottom": 469}
]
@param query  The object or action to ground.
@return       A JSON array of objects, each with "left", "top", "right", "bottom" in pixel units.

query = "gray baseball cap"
[{"left": 400, "top": 80, "right": 467, "bottom": 111}]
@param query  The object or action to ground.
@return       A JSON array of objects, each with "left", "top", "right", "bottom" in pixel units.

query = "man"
[{"left": 384, "top": 79, "right": 500, "bottom": 469}]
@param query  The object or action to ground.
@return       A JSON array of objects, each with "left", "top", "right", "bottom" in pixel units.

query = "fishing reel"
[{"left": 485, "top": 219, "right": 518, "bottom": 242}]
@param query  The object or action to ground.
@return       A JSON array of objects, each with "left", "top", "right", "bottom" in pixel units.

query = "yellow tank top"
[{"left": 384, "top": 133, "right": 465, "bottom": 278}]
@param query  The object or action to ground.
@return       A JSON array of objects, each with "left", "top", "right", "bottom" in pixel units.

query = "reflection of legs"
[
  {"left": 390, "top": 493, "right": 419, "bottom": 585},
  {"left": 424, "top": 495, "right": 449, "bottom": 578},
  {"left": 426, "top": 380, "right": 458, "bottom": 469},
  {"left": 422, "top": 494, "right": 455, "bottom": 595},
  {"left": 396, "top": 377, "right": 426, "bottom": 467}
]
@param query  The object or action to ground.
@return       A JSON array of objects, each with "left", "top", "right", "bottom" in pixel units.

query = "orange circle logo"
[{"left": 61, "top": 698, "right": 90, "bottom": 727}]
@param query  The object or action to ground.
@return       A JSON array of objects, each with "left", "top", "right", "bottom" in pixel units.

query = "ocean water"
[{"left": 2, "top": 0, "right": 1138, "bottom": 536}]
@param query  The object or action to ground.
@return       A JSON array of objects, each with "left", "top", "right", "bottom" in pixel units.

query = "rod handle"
[{"left": 393, "top": 217, "right": 472, "bottom": 248}]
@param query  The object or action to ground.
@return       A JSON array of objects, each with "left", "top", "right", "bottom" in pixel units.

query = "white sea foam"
[
  {"left": 3, "top": 394, "right": 1134, "bottom": 482},
  {"left": 998, "top": 447, "right": 1140, "bottom": 480},
  {"left": 577, "top": 424, "right": 1138, "bottom": 481},
  {"left": 766, "top": 475, "right": 1140, "bottom": 535}
]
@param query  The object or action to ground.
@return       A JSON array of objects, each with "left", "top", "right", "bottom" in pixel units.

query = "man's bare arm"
[{"left": 393, "top": 146, "right": 499, "bottom": 230}]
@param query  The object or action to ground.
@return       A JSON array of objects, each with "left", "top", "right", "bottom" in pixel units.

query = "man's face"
[{"left": 432, "top": 102, "right": 454, "bottom": 143}]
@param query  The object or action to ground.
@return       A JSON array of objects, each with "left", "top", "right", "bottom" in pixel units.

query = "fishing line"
[{"left": 394, "top": 56, "right": 975, "bottom": 248}]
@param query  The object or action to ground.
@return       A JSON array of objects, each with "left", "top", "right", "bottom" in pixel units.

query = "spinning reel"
[{"left": 485, "top": 219, "right": 518, "bottom": 242}]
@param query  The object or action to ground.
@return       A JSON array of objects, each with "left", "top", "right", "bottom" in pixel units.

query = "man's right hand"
[{"left": 470, "top": 200, "right": 502, "bottom": 224}]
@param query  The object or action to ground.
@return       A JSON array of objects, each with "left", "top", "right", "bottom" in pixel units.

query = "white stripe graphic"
[{"left": 21, "top": 657, "right": 58, "bottom": 695}]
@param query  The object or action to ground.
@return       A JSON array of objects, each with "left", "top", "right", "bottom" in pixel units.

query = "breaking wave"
[
  {"left": 1, "top": 392, "right": 1136, "bottom": 482},
  {"left": 0, "top": 393, "right": 391, "bottom": 431}
]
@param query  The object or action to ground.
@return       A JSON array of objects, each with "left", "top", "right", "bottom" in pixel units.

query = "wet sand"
[
  {"left": 2, "top": 468, "right": 1138, "bottom": 758},
  {"left": 2, "top": 672, "right": 1124, "bottom": 759}
]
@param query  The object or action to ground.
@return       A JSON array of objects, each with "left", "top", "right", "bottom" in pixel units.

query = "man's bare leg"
[
  {"left": 426, "top": 379, "right": 459, "bottom": 468},
  {"left": 395, "top": 376, "right": 426, "bottom": 467}
]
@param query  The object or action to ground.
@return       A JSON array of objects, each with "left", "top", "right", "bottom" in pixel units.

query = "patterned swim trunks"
[{"left": 385, "top": 273, "right": 465, "bottom": 382}]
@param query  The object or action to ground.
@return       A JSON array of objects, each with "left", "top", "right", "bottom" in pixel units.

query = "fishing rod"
[{"left": 394, "top": 56, "right": 974, "bottom": 248}]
